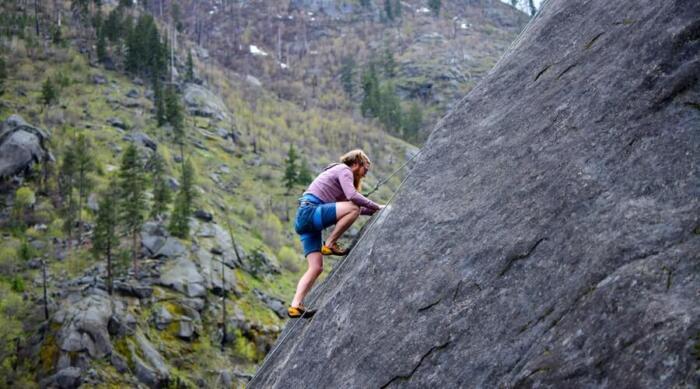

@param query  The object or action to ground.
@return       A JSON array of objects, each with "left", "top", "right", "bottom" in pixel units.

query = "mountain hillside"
[
  {"left": 251, "top": 0, "right": 700, "bottom": 386},
  {"left": 147, "top": 0, "right": 527, "bottom": 142}
]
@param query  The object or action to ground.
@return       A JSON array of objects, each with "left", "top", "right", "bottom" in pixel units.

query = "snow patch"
[
  {"left": 280, "top": 62, "right": 289, "bottom": 69},
  {"left": 417, "top": 7, "right": 431, "bottom": 13},
  {"left": 250, "top": 45, "right": 269, "bottom": 57}
]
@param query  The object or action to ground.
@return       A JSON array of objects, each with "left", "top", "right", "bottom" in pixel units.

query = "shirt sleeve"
[{"left": 338, "top": 168, "right": 380, "bottom": 211}]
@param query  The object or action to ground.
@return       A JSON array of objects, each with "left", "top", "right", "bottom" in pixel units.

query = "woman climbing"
[{"left": 288, "top": 149, "right": 383, "bottom": 318}]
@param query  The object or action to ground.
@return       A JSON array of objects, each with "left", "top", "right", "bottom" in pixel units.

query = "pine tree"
[
  {"left": 340, "top": 57, "right": 355, "bottom": 98},
  {"left": 186, "top": 50, "right": 194, "bottom": 82},
  {"left": 96, "top": 27, "right": 107, "bottom": 64},
  {"left": 297, "top": 158, "right": 313, "bottom": 187},
  {"left": 165, "top": 85, "right": 185, "bottom": 157},
  {"left": 118, "top": 143, "right": 146, "bottom": 273},
  {"left": 361, "top": 63, "right": 380, "bottom": 118},
  {"left": 41, "top": 77, "right": 59, "bottom": 107},
  {"left": 171, "top": 3, "right": 184, "bottom": 33},
  {"left": 394, "top": 0, "right": 402, "bottom": 19},
  {"left": 428, "top": 0, "right": 441, "bottom": 17},
  {"left": 168, "top": 159, "right": 195, "bottom": 238},
  {"left": 383, "top": 47, "right": 397, "bottom": 78},
  {"left": 402, "top": 102, "right": 423, "bottom": 142},
  {"left": 153, "top": 78, "right": 166, "bottom": 126},
  {"left": 283, "top": 144, "right": 299, "bottom": 193},
  {"left": 60, "top": 145, "right": 78, "bottom": 246},
  {"left": 378, "top": 82, "right": 403, "bottom": 134},
  {"left": 150, "top": 152, "right": 171, "bottom": 219},
  {"left": 104, "top": 8, "right": 124, "bottom": 42},
  {"left": 0, "top": 57, "right": 6, "bottom": 96},
  {"left": 92, "top": 181, "right": 119, "bottom": 295},
  {"left": 73, "top": 133, "right": 94, "bottom": 244},
  {"left": 384, "top": 0, "right": 393, "bottom": 21}
]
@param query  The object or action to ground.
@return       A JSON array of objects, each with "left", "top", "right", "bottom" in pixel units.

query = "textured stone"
[
  {"left": 253, "top": 289, "right": 286, "bottom": 319},
  {"left": 0, "top": 115, "right": 50, "bottom": 178},
  {"left": 54, "top": 294, "right": 113, "bottom": 359},
  {"left": 252, "top": 1, "right": 700, "bottom": 387},
  {"left": 158, "top": 257, "right": 206, "bottom": 298},
  {"left": 40, "top": 367, "right": 82, "bottom": 389}
]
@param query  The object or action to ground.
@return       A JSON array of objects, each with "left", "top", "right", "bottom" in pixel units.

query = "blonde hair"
[{"left": 339, "top": 149, "right": 371, "bottom": 191}]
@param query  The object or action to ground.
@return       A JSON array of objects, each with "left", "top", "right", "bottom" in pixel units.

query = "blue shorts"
[{"left": 294, "top": 194, "right": 337, "bottom": 256}]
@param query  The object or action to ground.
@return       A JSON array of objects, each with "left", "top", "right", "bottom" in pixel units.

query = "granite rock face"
[
  {"left": 252, "top": 0, "right": 700, "bottom": 387},
  {"left": 0, "top": 114, "right": 50, "bottom": 178}
]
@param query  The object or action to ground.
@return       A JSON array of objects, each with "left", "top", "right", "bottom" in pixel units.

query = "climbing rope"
[
  {"left": 492, "top": 0, "right": 552, "bottom": 72},
  {"left": 365, "top": 147, "right": 423, "bottom": 197},
  {"left": 247, "top": 149, "right": 423, "bottom": 387}
]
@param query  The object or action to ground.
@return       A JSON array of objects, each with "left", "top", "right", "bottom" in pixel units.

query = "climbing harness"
[{"left": 247, "top": 148, "right": 423, "bottom": 387}]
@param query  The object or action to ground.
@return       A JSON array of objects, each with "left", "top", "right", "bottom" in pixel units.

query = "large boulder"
[
  {"left": 53, "top": 294, "right": 113, "bottom": 360},
  {"left": 0, "top": 115, "right": 51, "bottom": 178},
  {"left": 158, "top": 256, "right": 206, "bottom": 298},
  {"left": 183, "top": 84, "right": 232, "bottom": 121},
  {"left": 251, "top": 0, "right": 700, "bottom": 387},
  {"left": 39, "top": 366, "right": 82, "bottom": 389}
]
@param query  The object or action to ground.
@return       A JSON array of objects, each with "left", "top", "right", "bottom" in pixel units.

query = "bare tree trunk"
[
  {"left": 42, "top": 259, "right": 49, "bottom": 320},
  {"left": 220, "top": 257, "right": 227, "bottom": 351},
  {"left": 34, "top": 0, "right": 40, "bottom": 36},
  {"left": 132, "top": 230, "right": 138, "bottom": 276},
  {"left": 77, "top": 173, "right": 84, "bottom": 245},
  {"left": 106, "top": 240, "right": 113, "bottom": 295}
]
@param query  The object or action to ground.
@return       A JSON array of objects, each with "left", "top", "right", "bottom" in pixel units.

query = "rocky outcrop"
[
  {"left": 157, "top": 256, "right": 206, "bottom": 298},
  {"left": 53, "top": 293, "right": 113, "bottom": 360},
  {"left": 252, "top": 0, "right": 700, "bottom": 387},
  {"left": 0, "top": 115, "right": 51, "bottom": 178},
  {"left": 183, "top": 84, "right": 232, "bottom": 121}
]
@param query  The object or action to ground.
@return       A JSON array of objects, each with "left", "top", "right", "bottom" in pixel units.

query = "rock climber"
[{"left": 288, "top": 149, "right": 383, "bottom": 318}]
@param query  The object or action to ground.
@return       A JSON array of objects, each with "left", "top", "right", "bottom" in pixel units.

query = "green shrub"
[
  {"left": 11, "top": 276, "right": 24, "bottom": 293},
  {"left": 257, "top": 213, "right": 283, "bottom": 251},
  {"left": 277, "top": 246, "right": 300, "bottom": 273}
]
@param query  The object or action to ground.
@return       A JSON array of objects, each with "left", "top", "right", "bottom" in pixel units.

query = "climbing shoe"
[
  {"left": 287, "top": 305, "right": 316, "bottom": 319},
  {"left": 321, "top": 242, "right": 348, "bottom": 256}
]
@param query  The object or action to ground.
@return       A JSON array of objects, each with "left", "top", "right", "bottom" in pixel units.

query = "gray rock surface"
[
  {"left": 135, "top": 332, "right": 169, "bottom": 378},
  {"left": 124, "top": 131, "right": 157, "bottom": 151},
  {"left": 40, "top": 367, "right": 82, "bottom": 389},
  {"left": 0, "top": 114, "right": 50, "bottom": 178},
  {"left": 183, "top": 84, "right": 231, "bottom": 121},
  {"left": 253, "top": 289, "right": 287, "bottom": 319},
  {"left": 106, "top": 117, "right": 127, "bottom": 130},
  {"left": 252, "top": 0, "right": 700, "bottom": 387},
  {"left": 158, "top": 257, "right": 206, "bottom": 298},
  {"left": 53, "top": 294, "right": 113, "bottom": 359}
]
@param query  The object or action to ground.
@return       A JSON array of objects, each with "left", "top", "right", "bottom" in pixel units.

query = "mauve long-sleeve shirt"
[{"left": 304, "top": 163, "right": 380, "bottom": 215}]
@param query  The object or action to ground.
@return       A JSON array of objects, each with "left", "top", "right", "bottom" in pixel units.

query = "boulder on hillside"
[
  {"left": 158, "top": 256, "right": 206, "bottom": 298},
  {"left": 39, "top": 366, "right": 82, "bottom": 389},
  {"left": 244, "top": 249, "right": 280, "bottom": 278},
  {"left": 253, "top": 289, "right": 287, "bottom": 319},
  {"left": 194, "top": 246, "right": 241, "bottom": 297},
  {"left": 183, "top": 84, "right": 231, "bottom": 121},
  {"left": 252, "top": 0, "right": 700, "bottom": 387},
  {"left": 123, "top": 131, "right": 157, "bottom": 151},
  {"left": 106, "top": 117, "right": 128, "bottom": 130},
  {"left": 53, "top": 293, "right": 114, "bottom": 364},
  {"left": 0, "top": 115, "right": 51, "bottom": 178}
]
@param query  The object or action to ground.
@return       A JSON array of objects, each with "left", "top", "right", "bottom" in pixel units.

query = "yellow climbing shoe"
[
  {"left": 321, "top": 242, "right": 348, "bottom": 256},
  {"left": 287, "top": 305, "right": 316, "bottom": 318}
]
